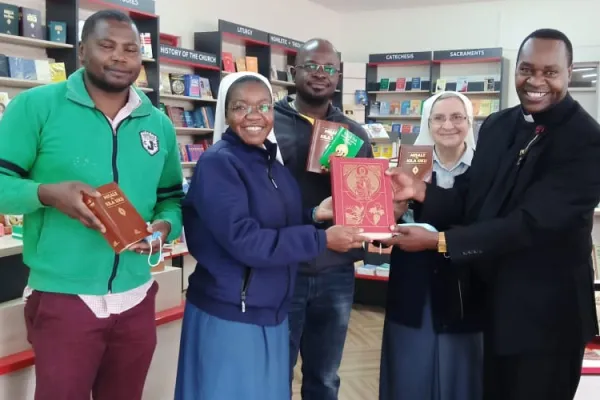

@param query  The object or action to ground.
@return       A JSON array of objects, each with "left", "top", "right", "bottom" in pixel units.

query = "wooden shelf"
[
  {"left": 0, "top": 77, "right": 50, "bottom": 88},
  {"left": 0, "top": 33, "right": 73, "bottom": 49},
  {"left": 176, "top": 127, "right": 213, "bottom": 134},
  {"left": 161, "top": 93, "right": 216, "bottom": 103}
]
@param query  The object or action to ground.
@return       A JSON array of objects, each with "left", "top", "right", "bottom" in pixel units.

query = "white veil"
[
  {"left": 414, "top": 90, "right": 476, "bottom": 149},
  {"left": 211, "top": 71, "right": 283, "bottom": 164}
]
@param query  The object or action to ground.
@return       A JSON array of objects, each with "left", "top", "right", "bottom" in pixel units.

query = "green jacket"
[{"left": 0, "top": 68, "right": 184, "bottom": 295}]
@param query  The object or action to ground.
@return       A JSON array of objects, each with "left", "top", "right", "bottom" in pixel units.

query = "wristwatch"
[{"left": 437, "top": 232, "right": 447, "bottom": 253}]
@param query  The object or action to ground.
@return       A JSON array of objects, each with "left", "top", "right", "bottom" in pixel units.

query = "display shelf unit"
[
  {"left": 157, "top": 32, "right": 219, "bottom": 178},
  {"left": 365, "top": 51, "right": 433, "bottom": 151},
  {"left": 194, "top": 19, "right": 272, "bottom": 96},
  {"left": 0, "top": 0, "right": 159, "bottom": 105},
  {"left": 268, "top": 32, "right": 302, "bottom": 98}
]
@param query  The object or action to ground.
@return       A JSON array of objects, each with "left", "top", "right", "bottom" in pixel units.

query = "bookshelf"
[
  {"left": 431, "top": 47, "right": 508, "bottom": 142},
  {"left": 193, "top": 20, "right": 272, "bottom": 95},
  {"left": 365, "top": 51, "right": 433, "bottom": 159},
  {"left": 157, "top": 32, "right": 219, "bottom": 175}
]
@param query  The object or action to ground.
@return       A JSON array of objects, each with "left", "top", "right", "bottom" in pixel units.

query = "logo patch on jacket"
[{"left": 139, "top": 130, "right": 159, "bottom": 155}]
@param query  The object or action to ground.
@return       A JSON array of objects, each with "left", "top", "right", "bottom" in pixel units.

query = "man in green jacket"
[{"left": 0, "top": 10, "right": 183, "bottom": 400}]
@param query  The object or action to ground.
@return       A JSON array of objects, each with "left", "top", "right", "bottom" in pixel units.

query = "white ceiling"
[{"left": 308, "top": 0, "right": 493, "bottom": 12}]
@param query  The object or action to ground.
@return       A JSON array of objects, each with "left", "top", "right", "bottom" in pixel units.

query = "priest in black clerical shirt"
[{"left": 382, "top": 29, "right": 600, "bottom": 400}]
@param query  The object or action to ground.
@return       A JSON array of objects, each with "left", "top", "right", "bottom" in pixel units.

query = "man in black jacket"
[
  {"left": 273, "top": 38, "right": 372, "bottom": 399},
  {"left": 384, "top": 29, "right": 600, "bottom": 400}
]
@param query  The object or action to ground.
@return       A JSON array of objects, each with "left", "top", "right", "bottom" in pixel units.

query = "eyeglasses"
[
  {"left": 296, "top": 63, "right": 340, "bottom": 76},
  {"left": 228, "top": 103, "right": 273, "bottom": 117},
  {"left": 429, "top": 114, "right": 468, "bottom": 126}
]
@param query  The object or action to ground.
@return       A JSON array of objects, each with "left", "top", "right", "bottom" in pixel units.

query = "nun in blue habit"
[
  {"left": 174, "top": 72, "right": 334, "bottom": 400},
  {"left": 378, "top": 91, "right": 484, "bottom": 400}
]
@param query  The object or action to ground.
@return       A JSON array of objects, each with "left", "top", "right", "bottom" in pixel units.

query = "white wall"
[
  {"left": 157, "top": 0, "right": 342, "bottom": 50},
  {"left": 338, "top": 0, "right": 600, "bottom": 107}
]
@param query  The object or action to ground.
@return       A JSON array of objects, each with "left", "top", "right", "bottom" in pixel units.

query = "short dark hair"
[
  {"left": 517, "top": 28, "right": 573, "bottom": 65},
  {"left": 81, "top": 10, "right": 135, "bottom": 43},
  {"left": 224, "top": 75, "right": 271, "bottom": 115}
]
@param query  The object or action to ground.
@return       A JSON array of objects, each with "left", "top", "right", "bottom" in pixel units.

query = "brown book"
[
  {"left": 306, "top": 120, "right": 348, "bottom": 173},
  {"left": 398, "top": 145, "right": 434, "bottom": 182},
  {"left": 83, "top": 182, "right": 149, "bottom": 254}
]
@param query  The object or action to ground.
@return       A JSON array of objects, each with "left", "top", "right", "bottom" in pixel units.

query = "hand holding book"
[
  {"left": 325, "top": 225, "right": 371, "bottom": 252},
  {"left": 38, "top": 181, "right": 106, "bottom": 232},
  {"left": 314, "top": 196, "right": 333, "bottom": 222}
]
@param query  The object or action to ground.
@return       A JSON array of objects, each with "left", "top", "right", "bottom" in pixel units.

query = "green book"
[{"left": 319, "top": 127, "right": 365, "bottom": 169}]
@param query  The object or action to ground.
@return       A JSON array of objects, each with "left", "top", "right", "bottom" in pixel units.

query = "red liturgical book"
[
  {"left": 330, "top": 157, "right": 395, "bottom": 240},
  {"left": 82, "top": 182, "right": 149, "bottom": 254}
]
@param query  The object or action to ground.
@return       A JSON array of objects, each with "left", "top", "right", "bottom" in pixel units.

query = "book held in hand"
[
  {"left": 82, "top": 182, "right": 149, "bottom": 254},
  {"left": 398, "top": 145, "right": 434, "bottom": 182},
  {"left": 319, "top": 127, "right": 365, "bottom": 169},
  {"left": 306, "top": 120, "right": 348, "bottom": 173},
  {"left": 330, "top": 157, "right": 395, "bottom": 240}
]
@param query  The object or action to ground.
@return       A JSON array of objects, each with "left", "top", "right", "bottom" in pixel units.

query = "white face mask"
[{"left": 144, "top": 230, "right": 163, "bottom": 268}]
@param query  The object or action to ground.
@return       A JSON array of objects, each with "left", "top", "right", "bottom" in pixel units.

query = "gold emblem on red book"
[{"left": 342, "top": 165, "right": 386, "bottom": 225}]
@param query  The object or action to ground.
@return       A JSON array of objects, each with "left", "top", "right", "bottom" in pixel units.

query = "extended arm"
[
  {"left": 0, "top": 93, "right": 45, "bottom": 215},
  {"left": 445, "top": 137, "right": 600, "bottom": 264},
  {"left": 192, "top": 152, "right": 327, "bottom": 268}
]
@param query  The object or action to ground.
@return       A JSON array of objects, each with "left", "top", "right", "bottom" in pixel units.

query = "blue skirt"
[
  {"left": 379, "top": 294, "right": 483, "bottom": 400},
  {"left": 174, "top": 301, "right": 289, "bottom": 400}
]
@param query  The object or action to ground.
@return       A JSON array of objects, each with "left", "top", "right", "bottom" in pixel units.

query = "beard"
[
  {"left": 296, "top": 85, "right": 333, "bottom": 107},
  {"left": 85, "top": 69, "right": 131, "bottom": 93}
]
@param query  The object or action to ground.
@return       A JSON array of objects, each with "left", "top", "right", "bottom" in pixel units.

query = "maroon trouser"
[{"left": 24, "top": 281, "right": 158, "bottom": 400}]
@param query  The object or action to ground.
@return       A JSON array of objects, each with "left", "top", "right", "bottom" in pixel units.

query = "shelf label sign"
[
  {"left": 433, "top": 48, "right": 503, "bottom": 61},
  {"left": 369, "top": 51, "right": 431, "bottom": 63},
  {"left": 218, "top": 20, "right": 269, "bottom": 44},
  {"left": 159, "top": 44, "right": 218, "bottom": 68},
  {"left": 268, "top": 34, "right": 303, "bottom": 51},
  {"left": 104, "top": 0, "right": 156, "bottom": 14}
]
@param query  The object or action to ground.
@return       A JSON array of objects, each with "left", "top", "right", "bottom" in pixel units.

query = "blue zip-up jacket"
[{"left": 182, "top": 129, "right": 328, "bottom": 326}]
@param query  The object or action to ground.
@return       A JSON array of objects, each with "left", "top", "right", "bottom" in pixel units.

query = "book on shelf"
[
  {"left": 245, "top": 56, "right": 258, "bottom": 73},
  {"left": 19, "top": 7, "right": 43, "bottom": 39},
  {"left": 222, "top": 52, "right": 235, "bottom": 72},
  {"left": 161, "top": 104, "right": 214, "bottom": 129},
  {"left": 0, "top": 54, "right": 64, "bottom": 82},
  {"left": 135, "top": 66, "right": 148, "bottom": 88},
  {"left": 330, "top": 157, "right": 395, "bottom": 240},
  {"left": 139, "top": 33, "right": 152, "bottom": 58},
  {"left": 0, "top": 3, "right": 18, "bottom": 35},
  {"left": 82, "top": 182, "right": 149, "bottom": 254},
  {"left": 48, "top": 21, "right": 67, "bottom": 43},
  {"left": 306, "top": 120, "right": 348, "bottom": 173},
  {"left": 379, "top": 78, "right": 390, "bottom": 91}
]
